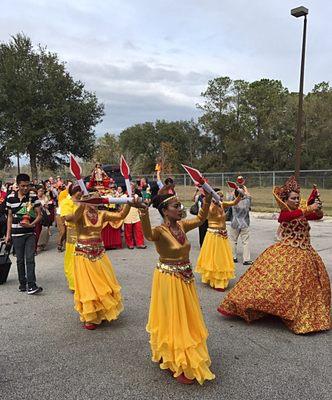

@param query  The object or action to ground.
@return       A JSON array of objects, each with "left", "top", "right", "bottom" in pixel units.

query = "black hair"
[
  {"left": 152, "top": 193, "right": 175, "bottom": 217},
  {"left": 164, "top": 177, "right": 174, "bottom": 185},
  {"left": 149, "top": 181, "right": 159, "bottom": 199},
  {"left": 69, "top": 184, "right": 82, "bottom": 196},
  {"left": 16, "top": 173, "right": 30, "bottom": 184}
]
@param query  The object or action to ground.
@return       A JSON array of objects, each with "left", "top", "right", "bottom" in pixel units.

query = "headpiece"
[
  {"left": 236, "top": 176, "right": 245, "bottom": 185},
  {"left": 159, "top": 195, "right": 178, "bottom": 207},
  {"left": 273, "top": 176, "right": 300, "bottom": 210}
]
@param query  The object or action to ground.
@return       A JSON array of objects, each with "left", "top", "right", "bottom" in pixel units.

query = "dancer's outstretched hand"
[
  {"left": 203, "top": 190, "right": 212, "bottom": 203},
  {"left": 128, "top": 194, "right": 147, "bottom": 209}
]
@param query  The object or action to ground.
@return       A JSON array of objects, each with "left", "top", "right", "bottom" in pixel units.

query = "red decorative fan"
[
  {"left": 70, "top": 153, "right": 82, "bottom": 180},
  {"left": 181, "top": 164, "right": 205, "bottom": 186},
  {"left": 227, "top": 181, "right": 239, "bottom": 190},
  {"left": 120, "top": 155, "right": 132, "bottom": 196},
  {"left": 69, "top": 153, "right": 88, "bottom": 195},
  {"left": 120, "top": 155, "right": 130, "bottom": 179}
]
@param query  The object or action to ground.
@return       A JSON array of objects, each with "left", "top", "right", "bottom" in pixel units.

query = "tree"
[
  {"left": 197, "top": 77, "right": 297, "bottom": 171},
  {"left": 303, "top": 82, "right": 332, "bottom": 169},
  {"left": 0, "top": 33, "right": 104, "bottom": 178},
  {"left": 93, "top": 133, "right": 121, "bottom": 165},
  {"left": 119, "top": 119, "right": 210, "bottom": 174}
]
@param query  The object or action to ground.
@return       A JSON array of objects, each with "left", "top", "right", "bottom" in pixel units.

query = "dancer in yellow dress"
[
  {"left": 139, "top": 191, "right": 215, "bottom": 385},
  {"left": 196, "top": 190, "right": 241, "bottom": 291},
  {"left": 60, "top": 185, "right": 82, "bottom": 291},
  {"left": 72, "top": 193, "right": 143, "bottom": 330},
  {"left": 218, "top": 176, "right": 331, "bottom": 334}
]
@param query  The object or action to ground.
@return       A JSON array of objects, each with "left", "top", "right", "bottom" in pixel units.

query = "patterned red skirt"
[{"left": 218, "top": 242, "right": 331, "bottom": 334}]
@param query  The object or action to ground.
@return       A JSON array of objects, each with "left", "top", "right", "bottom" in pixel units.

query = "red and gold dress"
[
  {"left": 73, "top": 204, "right": 130, "bottom": 325},
  {"left": 139, "top": 201, "right": 215, "bottom": 385},
  {"left": 196, "top": 198, "right": 240, "bottom": 289},
  {"left": 218, "top": 189, "right": 331, "bottom": 334}
]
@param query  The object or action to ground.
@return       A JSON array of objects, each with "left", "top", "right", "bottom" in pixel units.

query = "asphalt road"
[{"left": 1, "top": 211, "right": 331, "bottom": 400}]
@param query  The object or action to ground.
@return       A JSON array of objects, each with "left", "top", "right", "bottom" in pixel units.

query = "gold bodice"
[
  {"left": 140, "top": 200, "right": 210, "bottom": 264},
  {"left": 280, "top": 217, "right": 311, "bottom": 250},
  {"left": 207, "top": 198, "right": 239, "bottom": 230},
  {"left": 74, "top": 204, "right": 130, "bottom": 241}
]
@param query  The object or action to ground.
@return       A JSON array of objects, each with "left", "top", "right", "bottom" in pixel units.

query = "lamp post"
[{"left": 291, "top": 6, "right": 308, "bottom": 180}]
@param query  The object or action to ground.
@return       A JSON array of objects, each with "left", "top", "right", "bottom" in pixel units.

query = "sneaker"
[
  {"left": 233, "top": 258, "right": 238, "bottom": 263},
  {"left": 27, "top": 286, "right": 43, "bottom": 295},
  {"left": 243, "top": 261, "right": 253, "bottom": 266},
  {"left": 127, "top": 246, "right": 134, "bottom": 250},
  {"left": 18, "top": 284, "right": 27, "bottom": 292},
  {"left": 136, "top": 245, "right": 147, "bottom": 249}
]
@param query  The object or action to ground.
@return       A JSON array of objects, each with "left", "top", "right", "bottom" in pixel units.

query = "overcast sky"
[{"left": 1, "top": 0, "right": 331, "bottom": 135}]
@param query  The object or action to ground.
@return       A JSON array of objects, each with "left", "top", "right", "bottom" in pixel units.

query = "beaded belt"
[
  {"left": 156, "top": 261, "right": 194, "bottom": 284},
  {"left": 75, "top": 238, "right": 105, "bottom": 261},
  {"left": 207, "top": 228, "right": 228, "bottom": 238},
  {"left": 66, "top": 227, "right": 77, "bottom": 245}
]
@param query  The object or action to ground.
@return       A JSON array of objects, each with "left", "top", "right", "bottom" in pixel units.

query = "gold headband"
[{"left": 159, "top": 195, "right": 178, "bottom": 207}]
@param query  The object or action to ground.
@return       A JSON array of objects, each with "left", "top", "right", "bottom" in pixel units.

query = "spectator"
[
  {"left": 0, "top": 181, "right": 7, "bottom": 239},
  {"left": 140, "top": 177, "right": 152, "bottom": 205},
  {"left": 193, "top": 187, "right": 208, "bottom": 247},
  {"left": 228, "top": 176, "right": 253, "bottom": 266},
  {"left": 5, "top": 173, "right": 43, "bottom": 294},
  {"left": 116, "top": 186, "right": 123, "bottom": 197},
  {"left": 36, "top": 185, "right": 51, "bottom": 252},
  {"left": 122, "top": 183, "right": 146, "bottom": 249}
]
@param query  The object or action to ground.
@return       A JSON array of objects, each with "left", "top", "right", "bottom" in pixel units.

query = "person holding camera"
[{"left": 5, "top": 174, "right": 43, "bottom": 294}]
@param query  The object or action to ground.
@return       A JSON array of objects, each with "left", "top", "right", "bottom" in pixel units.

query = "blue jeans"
[{"left": 12, "top": 234, "right": 37, "bottom": 288}]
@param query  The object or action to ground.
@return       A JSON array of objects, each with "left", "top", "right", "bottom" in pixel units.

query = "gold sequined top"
[
  {"left": 207, "top": 197, "right": 241, "bottom": 230},
  {"left": 73, "top": 204, "right": 130, "bottom": 241},
  {"left": 140, "top": 200, "right": 211, "bottom": 264}
]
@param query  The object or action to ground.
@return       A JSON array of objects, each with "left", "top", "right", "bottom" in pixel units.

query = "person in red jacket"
[{"left": 218, "top": 176, "right": 331, "bottom": 334}]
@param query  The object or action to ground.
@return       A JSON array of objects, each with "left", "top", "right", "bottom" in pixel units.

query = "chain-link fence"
[{"left": 133, "top": 170, "right": 332, "bottom": 215}]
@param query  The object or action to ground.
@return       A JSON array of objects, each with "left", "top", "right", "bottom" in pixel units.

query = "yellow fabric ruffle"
[
  {"left": 219, "top": 242, "right": 331, "bottom": 334},
  {"left": 74, "top": 253, "right": 123, "bottom": 324},
  {"left": 147, "top": 269, "right": 215, "bottom": 385},
  {"left": 64, "top": 242, "right": 75, "bottom": 291},
  {"left": 196, "top": 231, "right": 235, "bottom": 289}
]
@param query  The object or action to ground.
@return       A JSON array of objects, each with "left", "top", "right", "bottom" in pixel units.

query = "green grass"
[{"left": 176, "top": 186, "right": 332, "bottom": 216}]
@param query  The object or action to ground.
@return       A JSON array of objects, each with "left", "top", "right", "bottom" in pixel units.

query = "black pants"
[
  {"left": 12, "top": 234, "right": 36, "bottom": 288},
  {"left": 199, "top": 220, "right": 208, "bottom": 247},
  {"left": 0, "top": 216, "right": 7, "bottom": 238}
]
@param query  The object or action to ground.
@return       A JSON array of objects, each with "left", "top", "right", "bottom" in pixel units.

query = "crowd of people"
[
  {"left": 0, "top": 170, "right": 168, "bottom": 255},
  {"left": 0, "top": 164, "right": 330, "bottom": 386}
]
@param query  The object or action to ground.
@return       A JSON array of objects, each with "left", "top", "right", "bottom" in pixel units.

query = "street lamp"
[{"left": 291, "top": 6, "right": 308, "bottom": 180}]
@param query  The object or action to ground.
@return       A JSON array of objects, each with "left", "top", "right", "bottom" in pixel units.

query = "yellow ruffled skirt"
[
  {"left": 219, "top": 242, "right": 331, "bottom": 334},
  {"left": 64, "top": 242, "right": 75, "bottom": 291},
  {"left": 196, "top": 231, "right": 235, "bottom": 289},
  {"left": 74, "top": 253, "right": 123, "bottom": 324},
  {"left": 147, "top": 269, "right": 215, "bottom": 385}
]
